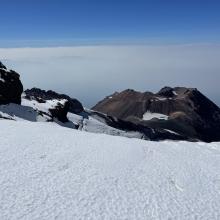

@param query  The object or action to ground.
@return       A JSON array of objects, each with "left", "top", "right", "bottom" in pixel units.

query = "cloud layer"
[{"left": 0, "top": 44, "right": 219, "bottom": 107}]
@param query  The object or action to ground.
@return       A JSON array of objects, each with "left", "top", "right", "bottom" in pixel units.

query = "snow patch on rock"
[{"left": 143, "top": 111, "right": 168, "bottom": 120}]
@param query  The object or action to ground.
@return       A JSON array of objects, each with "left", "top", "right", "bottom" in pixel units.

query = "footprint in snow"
[
  {"left": 39, "top": 154, "right": 47, "bottom": 159},
  {"left": 58, "top": 163, "right": 70, "bottom": 171},
  {"left": 169, "top": 178, "right": 184, "bottom": 192}
]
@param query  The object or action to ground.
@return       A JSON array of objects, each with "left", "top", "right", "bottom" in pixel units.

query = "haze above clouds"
[{"left": 0, "top": 44, "right": 219, "bottom": 107}]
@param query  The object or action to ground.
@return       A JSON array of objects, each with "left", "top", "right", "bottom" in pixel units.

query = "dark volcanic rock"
[
  {"left": 87, "top": 110, "right": 189, "bottom": 141},
  {"left": 0, "top": 62, "right": 23, "bottom": 104},
  {"left": 0, "top": 62, "right": 6, "bottom": 70},
  {"left": 25, "top": 88, "right": 83, "bottom": 114},
  {"left": 157, "top": 86, "right": 175, "bottom": 97},
  {"left": 49, "top": 100, "right": 69, "bottom": 123},
  {"left": 92, "top": 87, "right": 220, "bottom": 142}
]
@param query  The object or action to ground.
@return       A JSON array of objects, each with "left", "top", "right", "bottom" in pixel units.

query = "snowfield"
[{"left": 0, "top": 120, "right": 220, "bottom": 220}]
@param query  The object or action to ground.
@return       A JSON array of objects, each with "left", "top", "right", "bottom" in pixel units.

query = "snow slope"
[
  {"left": 68, "top": 112, "right": 143, "bottom": 139},
  {"left": 0, "top": 120, "right": 220, "bottom": 219},
  {"left": 0, "top": 98, "right": 144, "bottom": 139},
  {"left": 21, "top": 98, "right": 67, "bottom": 115}
]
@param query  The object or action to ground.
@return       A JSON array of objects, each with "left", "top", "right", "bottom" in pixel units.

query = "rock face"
[
  {"left": 92, "top": 87, "right": 220, "bottom": 142},
  {"left": 49, "top": 100, "right": 69, "bottom": 123},
  {"left": 25, "top": 88, "right": 83, "bottom": 114},
  {"left": 0, "top": 62, "right": 23, "bottom": 104}
]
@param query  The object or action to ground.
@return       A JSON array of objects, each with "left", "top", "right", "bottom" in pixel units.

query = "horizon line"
[{"left": 0, "top": 42, "right": 220, "bottom": 49}]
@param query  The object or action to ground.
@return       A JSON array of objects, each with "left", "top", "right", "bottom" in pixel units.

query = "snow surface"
[
  {"left": 0, "top": 78, "right": 5, "bottom": 83},
  {"left": 143, "top": 111, "right": 168, "bottom": 120},
  {"left": 154, "top": 97, "right": 167, "bottom": 101},
  {"left": 164, "top": 129, "right": 180, "bottom": 135},
  {"left": 0, "top": 99, "right": 144, "bottom": 140},
  {"left": 173, "top": 91, "right": 178, "bottom": 96},
  {"left": 0, "top": 120, "right": 220, "bottom": 220},
  {"left": 68, "top": 112, "right": 143, "bottom": 139},
  {"left": 21, "top": 98, "right": 67, "bottom": 115},
  {"left": 0, "top": 103, "right": 49, "bottom": 122},
  {"left": 0, "top": 72, "right": 6, "bottom": 83}
]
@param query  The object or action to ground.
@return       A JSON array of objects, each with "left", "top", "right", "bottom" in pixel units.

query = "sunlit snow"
[
  {"left": 0, "top": 120, "right": 219, "bottom": 219},
  {"left": 142, "top": 111, "right": 168, "bottom": 120}
]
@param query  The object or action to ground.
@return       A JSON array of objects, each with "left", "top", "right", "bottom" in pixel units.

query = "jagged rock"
[
  {"left": 25, "top": 88, "right": 83, "bottom": 113},
  {"left": 0, "top": 61, "right": 6, "bottom": 70},
  {"left": 157, "top": 86, "right": 176, "bottom": 97},
  {"left": 0, "top": 62, "right": 23, "bottom": 104},
  {"left": 49, "top": 100, "right": 69, "bottom": 123},
  {"left": 92, "top": 87, "right": 220, "bottom": 142}
]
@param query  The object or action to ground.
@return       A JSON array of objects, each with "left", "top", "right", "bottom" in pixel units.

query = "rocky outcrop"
[
  {"left": 49, "top": 100, "right": 69, "bottom": 123},
  {"left": 0, "top": 62, "right": 23, "bottom": 104},
  {"left": 25, "top": 88, "right": 83, "bottom": 114},
  {"left": 92, "top": 87, "right": 220, "bottom": 142},
  {"left": 86, "top": 110, "right": 189, "bottom": 141}
]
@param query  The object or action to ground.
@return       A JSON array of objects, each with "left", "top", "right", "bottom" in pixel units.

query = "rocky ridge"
[
  {"left": 92, "top": 87, "right": 220, "bottom": 142},
  {"left": 0, "top": 61, "right": 219, "bottom": 142}
]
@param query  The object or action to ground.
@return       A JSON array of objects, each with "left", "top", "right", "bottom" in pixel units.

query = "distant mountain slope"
[
  {"left": 0, "top": 120, "right": 219, "bottom": 219},
  {"left": 92, "top": 87, "right": 220, "bottom": 142}
]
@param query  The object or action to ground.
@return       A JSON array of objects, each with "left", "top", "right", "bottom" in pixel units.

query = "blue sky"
[
  {"left": 0, "top": 0, "right": 220, "bottom": 47},
  {"left": 0, "top": 1, "right": 220, "bottom": 106}
]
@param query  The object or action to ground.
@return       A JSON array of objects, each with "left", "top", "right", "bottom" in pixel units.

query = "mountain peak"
[
  {"left": 0, "top": 61, "right": 6, "bottom": 70},
  {"left": 92, "top": 87, "right": 220, "bottom": 142}
]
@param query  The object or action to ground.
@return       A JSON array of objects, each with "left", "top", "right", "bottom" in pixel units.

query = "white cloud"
[{"left": 0, "top": 44, "right": 220, "bottom": 107}]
